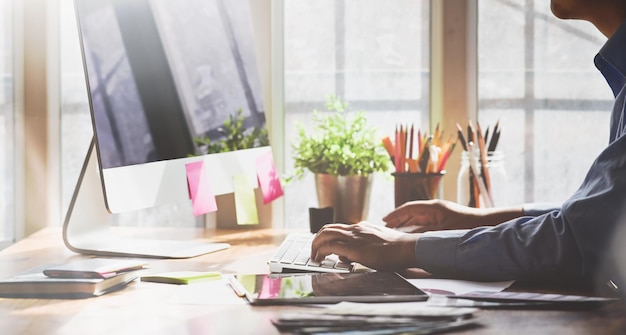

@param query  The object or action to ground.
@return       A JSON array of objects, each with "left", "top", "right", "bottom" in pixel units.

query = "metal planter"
[{"left": 314, "top": 174, "right": 372, "bottom": 224}]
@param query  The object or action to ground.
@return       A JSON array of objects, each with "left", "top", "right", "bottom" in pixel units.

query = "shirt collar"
[{"left": 595, "top": 20, "right": 626, "bottom": 97}]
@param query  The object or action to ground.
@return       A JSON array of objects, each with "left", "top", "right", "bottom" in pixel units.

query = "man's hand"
[
  {"left": 310, "top": 221, "right": 419, "bottom": 271},
  {"left": 383, "top": 199, "right": 523, "bottom": 233}
]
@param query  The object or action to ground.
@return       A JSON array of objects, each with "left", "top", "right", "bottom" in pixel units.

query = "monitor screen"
[{"left": 74, "top": 0, "right": 270, "bottom": 213}]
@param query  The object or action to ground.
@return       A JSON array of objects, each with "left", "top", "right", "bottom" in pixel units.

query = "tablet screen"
[{"left": 232, "top": 272, "right": 427, "bottom": 305}]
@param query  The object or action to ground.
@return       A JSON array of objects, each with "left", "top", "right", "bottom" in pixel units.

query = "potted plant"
[{"left": 290, "top": 96, "right": 390, "bottom": 224}]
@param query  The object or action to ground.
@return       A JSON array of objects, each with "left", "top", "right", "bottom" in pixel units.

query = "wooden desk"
[{"left": 0, "top": 228, "right": 625, "bottom": 334}]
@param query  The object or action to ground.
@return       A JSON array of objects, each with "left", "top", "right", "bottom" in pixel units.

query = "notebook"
[
  {"left": 43, "top": 258, "right": 148, "bottom": 279},
  {"left": 0, "top": 266, "right": 140, "bottom": 299}
]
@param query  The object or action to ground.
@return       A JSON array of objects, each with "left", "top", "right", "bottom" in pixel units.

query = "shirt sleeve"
[
  {"left": 415, "top": 133, "right": 626, "bottom": 284},
  {"left": 522, "top": 203, "right": 560, "bottom": 217}
]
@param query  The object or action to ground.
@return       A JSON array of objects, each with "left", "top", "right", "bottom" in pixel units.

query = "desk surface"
[{"left": 0, "top": 228, "right": 625, "bottom": 335}]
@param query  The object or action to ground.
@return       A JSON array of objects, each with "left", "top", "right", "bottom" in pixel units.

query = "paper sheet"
[
  {"left": 185, "top": 161, "right": 217, "bottom": 216},
  {"left": 233, "top": 174, "right": 259, "bottom": 225},
  {"left": 168, "top": 277, "right": 247, "bottom": 305},
  {"left": 408, "top": 278, "right": 514, "bottom": 296},
  {"left": 256, "top": 150, "right": 284, "bottom": 204}
]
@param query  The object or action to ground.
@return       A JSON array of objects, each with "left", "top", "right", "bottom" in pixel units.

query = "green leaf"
[{"left": 190, "top": 109, "right": 269, "bottom": 155}]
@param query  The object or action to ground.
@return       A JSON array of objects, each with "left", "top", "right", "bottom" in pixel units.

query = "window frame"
[
  {"left": 429, "top": 0, "right": 478, "bottom": 201},
  {"left": 14, "top": 0, "right": 62, "bottom": 238}
]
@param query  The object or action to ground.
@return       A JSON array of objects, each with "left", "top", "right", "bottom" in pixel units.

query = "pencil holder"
[
  {"left": 393, "top": 172, "right": 445, "bottom": 208},
  {"left": 457, "top": 150, "right": 507, "bottom": 208}
]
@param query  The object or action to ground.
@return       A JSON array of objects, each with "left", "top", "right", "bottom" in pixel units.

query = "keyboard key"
[
  {"left": 270, "top": 241, "right": 292, "bottom": 263},
  {"left": 280, "top": 246, "right": 302, "bottom": 264},
  {"left": 335, "top": 262, "right": 351, "bottom": 270},
  {"left": 307, "top": 259, "right": 321, "bottom": 267},
  {"left": 293, "top": 251, "right": 310, "bottom": 265},
  {"left": 320, "top": 259, "right": 337, "bottom": 268}
]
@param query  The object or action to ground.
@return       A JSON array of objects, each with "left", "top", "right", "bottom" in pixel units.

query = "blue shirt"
[{"left": 415, "top": 20, "right": 626, "bottom": 288}]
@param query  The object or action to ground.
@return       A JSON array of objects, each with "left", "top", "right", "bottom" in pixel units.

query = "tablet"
[{"left": 231, "top": 272, "right": 428, "bottom": 305}]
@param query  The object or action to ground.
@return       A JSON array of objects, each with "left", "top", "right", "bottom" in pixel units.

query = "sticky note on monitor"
[
  {"left": 256, "top": 150, "right": 284, "bottom": 204},
  {"left": 185, "top": 161, "right": 218, "bottom": 216},
  {"left": 233, "top": 174, "right": 259, "bottom": 225}
]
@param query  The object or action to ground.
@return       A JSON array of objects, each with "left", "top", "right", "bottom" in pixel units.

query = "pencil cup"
[
  {"left": 457, "top": 150, "right": 507, "bottom": 208},
  {"left": 393, "top": 172, "right": 445, "bottom": 208}
]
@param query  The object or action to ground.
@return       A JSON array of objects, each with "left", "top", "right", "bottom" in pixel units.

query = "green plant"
[
  {"left": 193, "top": 109, "right": 269, "bottom": 154},
  {"left": 289, "top": 96, "right": 390, "bottom": 181}
]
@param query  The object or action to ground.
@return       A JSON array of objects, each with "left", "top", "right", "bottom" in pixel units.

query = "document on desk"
[
  {"left": 271, "top": 302, "right": 480, "bottom": 334},
  {"left": 442, "top": 290, "right": 620, "bottom": 309},
  {"left": 168, "top": 277, "right": 247, "bottom": 305},
  {"left": 408, "top": 278, "right": 514, "bottom": 296}
]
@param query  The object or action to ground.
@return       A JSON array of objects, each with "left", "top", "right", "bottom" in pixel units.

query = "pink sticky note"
[
  {"left": 260, "top": 275, "right": 282, "bottom": 299},
  {"left": 256, "top": 150, "right": 284, "bottom": 204},
  {"left": 185, "top": 161, "right": 218, "bottom": 216}
]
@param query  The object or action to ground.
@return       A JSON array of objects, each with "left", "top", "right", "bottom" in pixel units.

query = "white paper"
[
  {"left": 408, "top": 278, "right": 514, "bottom": 296},
  {"left": 168, "top": 277, "right": 247, "bottom": 305},
  {"left": 324, "top": 301, "right": 477, "bottom": 317}
]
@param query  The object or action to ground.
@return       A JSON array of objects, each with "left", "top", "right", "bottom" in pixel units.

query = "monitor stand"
[{"left": 63, "top": 138, "right": 230, "bottom": 258}]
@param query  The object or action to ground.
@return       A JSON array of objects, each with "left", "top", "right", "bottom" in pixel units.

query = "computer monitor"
[
  {"left": 63, "top": 0, "right": 273, "bottom": 258},
  {"left": 74, "top": 0, "right": 269, "bottom": 213}
]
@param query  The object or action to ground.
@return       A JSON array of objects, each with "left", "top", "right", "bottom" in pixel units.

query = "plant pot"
[{"left": 314, "top": 174, "right": 372, "bottom": 224}]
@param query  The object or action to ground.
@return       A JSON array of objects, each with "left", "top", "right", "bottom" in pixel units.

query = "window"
[
  {"left": 56, "top": 1, "right": 614, "bottom": 235},
  {"left": 0, "top": 0, "right": 15, "bottom": 247},
  {"left": 478, "top": 0, "right": 612, "bottom": 206},
  {"left": 282, "top": 0, "right": 431, "bottom": 228}
]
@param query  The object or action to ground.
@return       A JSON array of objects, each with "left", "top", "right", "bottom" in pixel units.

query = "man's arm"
[
  {"left": 522, "top": 203, "right": 561, "bottom": 217},
  {"left": 414, "top": 135, "right": 626, "bottom": 285},
  {"left": 415, "top": 213, "right": 583, "bottom": 282}
]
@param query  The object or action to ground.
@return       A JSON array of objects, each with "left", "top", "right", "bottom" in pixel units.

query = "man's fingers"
[
  {"left": 316, "top": 223, "right": 354, "bottom": 233},
  {"left": 312, "top": 240, "right": 356, "bottom": 263},
  {"left": 403, "top": 215, "right": 429, "bottom": 227},
  {"left": 314, "top": 226, "right": 352, "bottom": 242},
  {"left": 383, "top": 214, "right": 411, "bottom": 227},
  {"left": 311, "top": 226, "right": 353, "bottom": 261},
  {"left": 383, "top": 218, "right": 403, "bottom": 228},
  {"left": 382, "top": 211, "right": 405, "bottom": 223},
  {"left": 386, "top": 213, "right": 433, "bottom": 230},
  {"left": 338, "top": 255, "right": 352, "bottom": 263},
  {"left": 412, "top": 225, "right": 430, "bottom": 233}
]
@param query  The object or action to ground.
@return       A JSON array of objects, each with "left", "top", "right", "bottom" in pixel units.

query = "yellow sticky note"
[
  {"left": 140, "top": 271, "right": 222, "bottom": 285},
  {"left": 236, "top": 274, "right": 257, "bottom": 295},
  {"left": 233, "top": 175, "right": 259, "bottom": 225}
]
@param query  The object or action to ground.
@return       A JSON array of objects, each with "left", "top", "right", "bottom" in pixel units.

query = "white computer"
[{"left": 65, "top": 0, "right": 272, "bottom": 258}]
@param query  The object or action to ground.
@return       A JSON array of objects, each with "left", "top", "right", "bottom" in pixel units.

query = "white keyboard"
[{"left": 268, "top": 233, "right": 354, "bottom": 273}]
